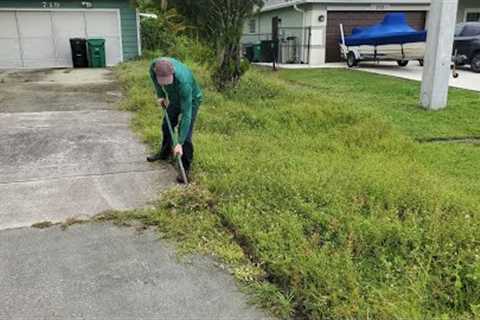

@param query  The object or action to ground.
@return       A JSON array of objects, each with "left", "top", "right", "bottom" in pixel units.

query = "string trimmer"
[{"left": 161, "top": 86, "right": 188, "bottom": 184}]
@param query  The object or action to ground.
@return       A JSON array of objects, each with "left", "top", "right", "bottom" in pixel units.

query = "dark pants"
[{"left": 160, "top": 104, "right": 199, "bottom": 173}]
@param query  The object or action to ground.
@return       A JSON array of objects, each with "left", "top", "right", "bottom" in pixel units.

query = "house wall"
[
  {"left": 305, "top": 4, "right": 327, "bottom": 64},
  {"left": 457, "top": 0, "right": 480, "bottom": 22},
  {"left": 0, "top": 0, "right": 139, "bottom": 60},
  {"left": 259, "top": 5, "right": 304, "bottom": 30},
  {"left": 243, "top": 6, "right": 303, "bottom": 35},
  {"left": 242, "top": 6, "right": 306, "bottom": 62}
]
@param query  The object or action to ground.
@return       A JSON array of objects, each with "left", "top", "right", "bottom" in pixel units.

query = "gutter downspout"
[{"left": 293, "top": 4, "right": 306, "bottom": 63}]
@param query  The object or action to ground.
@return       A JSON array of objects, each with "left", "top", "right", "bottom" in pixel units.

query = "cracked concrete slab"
[
  {"left": 0, "top": 69, "right": 176, "bottom": 230},
  {"left": 0, "top": 223, "right": 269, "bottom": 320}
]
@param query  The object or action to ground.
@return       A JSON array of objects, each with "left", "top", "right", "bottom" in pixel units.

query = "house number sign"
[{"left": 41, "top": 2, "right": 61, "bottom": 8}]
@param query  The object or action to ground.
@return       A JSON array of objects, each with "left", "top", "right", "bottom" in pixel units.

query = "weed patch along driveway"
[{"left": 117, "top": 60, "right": 480, "bottom": 319}]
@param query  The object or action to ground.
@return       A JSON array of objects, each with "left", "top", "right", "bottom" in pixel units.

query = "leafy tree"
[
  {"left": 140, "top": 8, "right": 186, "bottom": 52},
  {"left": 147, "top": 0, "right": 264, "bottom": 90}
]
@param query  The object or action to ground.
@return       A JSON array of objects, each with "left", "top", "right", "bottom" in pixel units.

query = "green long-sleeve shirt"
[{"left": 149, "top": 58, "right": 203, "bottom": 144}]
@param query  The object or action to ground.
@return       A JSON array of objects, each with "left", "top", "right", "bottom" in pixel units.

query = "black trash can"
[
  {"left": 70, "top": 38, "right": 88, "bottom": 68},
  {"left": 260, "top": 40, "right": 279, "bottom": 63}
]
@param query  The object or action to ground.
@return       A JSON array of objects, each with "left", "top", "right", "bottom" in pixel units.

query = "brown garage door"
[{"left": 325, "top": 11, "right": 426, "bottom": 62}]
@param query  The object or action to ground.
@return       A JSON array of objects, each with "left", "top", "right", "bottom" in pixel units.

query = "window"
[
  {"left": 465, "top": 9, "right": 480, "bottom": 22},
  {"left": 249, "top": 19, "right": 256, "bottom": 33}
]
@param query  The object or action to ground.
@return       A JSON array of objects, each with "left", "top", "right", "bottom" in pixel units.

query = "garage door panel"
[
  {"left": 0, "top": 12, "right": 18, "bottom": 37},
  {"left": 85, "top": 11, "right": 122, "bottom": 66},
  {"left": 85, "top": 11, "right": 119, "bottom": 37},
  {"left": 17, "top": 12, "right": 53, "bottom": 37},
  {"left": 17, "top": 11, "right": 57, "bottom": 67},
  {"left": 52, "top": 12, "right": 87, "bottom": 67},
  {"left": 104, "top": 36, "right": 122, "bottom": 66},
  {"left": 21, "top": 38, "right": 57, "bottom": 67},
  {"left": 0, "top": 39, "right": 22, "bottom": 68},
  {"left": 0, "top": 12, "right": 22, "bottom": 68},
  {"left": 326, "top": 11, "right": 426, "bottom": 62},
  {"left": 53, "top": 42, "right": 74, "bottom": 67},
  {"left": 52, "top": 12, "right": 86, "bottom": 36}
]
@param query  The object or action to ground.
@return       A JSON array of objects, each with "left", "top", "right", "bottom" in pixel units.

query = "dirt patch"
[
  {"left": 41, "top": 68, "right": 116, "bottom": 84},
  {"left": 0, "top": 69, "right": 51, "bottom": 84},
  {"left": 417, "top": 136, "right": 480, "bottom": 145},
  {"left": 0, "top": 68, "right": 122, "bottom": 113}
]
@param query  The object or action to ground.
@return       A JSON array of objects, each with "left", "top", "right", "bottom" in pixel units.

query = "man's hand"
[
  {"left": 173, "top": 144, "right": 183, "bottom": 157},
  {"left": 158, "top": 98, "right": 169, "bottom": 109}
]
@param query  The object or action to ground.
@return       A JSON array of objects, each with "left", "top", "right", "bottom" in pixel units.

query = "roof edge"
[{"left": 261, "top": 0, "right": 431, "bottom": 13}]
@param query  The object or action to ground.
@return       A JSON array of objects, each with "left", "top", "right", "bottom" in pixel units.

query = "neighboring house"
[
  {"left": 459, "top": 0, "right": 480, "bottom": 23},
  {"left": 243, "top": 0, "right": 480, "bottom": 65},
  {"left": 0, "top": 0, "right": 141, "bottom": 68}
]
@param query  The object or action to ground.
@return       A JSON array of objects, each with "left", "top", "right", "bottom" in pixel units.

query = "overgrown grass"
[
  {"left": 279, "top": 68, "right": 480, "bottom": 200},
  {"left": 115, "top": 61, "right": 480, "bottom": 319}
]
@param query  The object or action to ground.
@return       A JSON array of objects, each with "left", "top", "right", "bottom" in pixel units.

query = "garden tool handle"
[{"left": 161, "top": 86, "right": 189, "bottom": 184}]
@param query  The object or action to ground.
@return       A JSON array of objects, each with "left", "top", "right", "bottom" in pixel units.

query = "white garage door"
[
  {"left": 0, "top": 12, "right": 22, "bottom": 68},
  {"left": 0, "top": 10, "right": 123, "bottom": 68}
]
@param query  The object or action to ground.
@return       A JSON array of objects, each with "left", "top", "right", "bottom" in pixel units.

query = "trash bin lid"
[{"left": 87, "top": 38, "right": 105, "bottom": 46}]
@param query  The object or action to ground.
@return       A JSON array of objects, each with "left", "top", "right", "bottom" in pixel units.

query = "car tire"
[
  {"left": 397, "top": 60, "right": 409, "bottom": 67},
  {"left": 471, "top": 53, "right": 480, "bottom": 73},
  {"left": 418, "top": 59, "right": 424, "bottom": 67},
  {"left": 347, "top": 52, "right": 358, "bottom": 68}
]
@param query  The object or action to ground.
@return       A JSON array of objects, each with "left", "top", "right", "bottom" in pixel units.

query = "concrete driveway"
[
  {"left": 0, "top": 223, "right": 268, "bottom": 320},
  {"left": 0, "top": 69, "right": 176, "bottom": 230},
  {"left": 0, "top": 69, "right": 269, "bottom": 319},
  {"left": 355, "top": 61, "right": 480, "bottom": 92}
]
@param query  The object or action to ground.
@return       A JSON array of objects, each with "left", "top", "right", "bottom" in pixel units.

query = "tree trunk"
[
  {"left": 161, "top": 0, "right": 168, "bottom": 10},
  {"left": 214, "top": 38, "right": 242, "bottom": 90}
]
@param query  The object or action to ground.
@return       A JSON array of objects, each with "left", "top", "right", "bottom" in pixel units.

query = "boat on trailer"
[{"left": 339, "top": 13, "right": 427, "bottom": 68}]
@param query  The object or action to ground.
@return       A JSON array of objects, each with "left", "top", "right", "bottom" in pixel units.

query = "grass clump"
[{"left": 115, "top": 61, "right": 480, "bottom": 319}]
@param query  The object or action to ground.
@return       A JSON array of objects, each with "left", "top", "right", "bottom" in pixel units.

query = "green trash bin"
[
  {"left": 253, "top": 44, "right": 262, "bottom": 62},
  {"left": 87, "top": 38, "right": 106, "bottom": 68},
  {"left": 244, "top": 44, "right": 254, "bottom": 62}
]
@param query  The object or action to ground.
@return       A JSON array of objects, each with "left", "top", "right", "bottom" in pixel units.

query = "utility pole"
[{"left": 420, "top": 0, "right": 459, "bottom": 110}]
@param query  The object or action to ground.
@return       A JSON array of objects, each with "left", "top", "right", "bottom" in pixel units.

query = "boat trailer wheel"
[{"left": 347, "top": 52, "right": 358, "bottom": 68}]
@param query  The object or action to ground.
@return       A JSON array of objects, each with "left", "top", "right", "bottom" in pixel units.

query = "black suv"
[{"left": 454, "top": 22, "right": 480, "bottom": 73}]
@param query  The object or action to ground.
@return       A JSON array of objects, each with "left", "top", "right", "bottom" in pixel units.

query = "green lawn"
[
  {"left": 280, "top": 69, "right": 480, "bottom": 138},
  {"left": 116, "top": 61, "right": 480, "bottom": 320},
  {"left": 279, "top": 68, "right": 480, "bottom": 199}
]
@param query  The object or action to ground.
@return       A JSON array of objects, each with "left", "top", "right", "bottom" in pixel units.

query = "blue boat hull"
[{"left": 342, "top": 13, "right": 427, "bottom": 47}]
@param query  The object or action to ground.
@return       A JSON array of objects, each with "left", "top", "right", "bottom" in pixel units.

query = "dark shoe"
[
  {"left": 147, "top": 152, "right": 169, "bottom": 162},
  {"left": 176, "top": 171, "right": 190, "bottom": 184}
]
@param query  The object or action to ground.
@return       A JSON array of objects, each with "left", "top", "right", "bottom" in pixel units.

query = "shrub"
[{"left": 140, "top": 8, "right": 185, "bottom": 53}]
